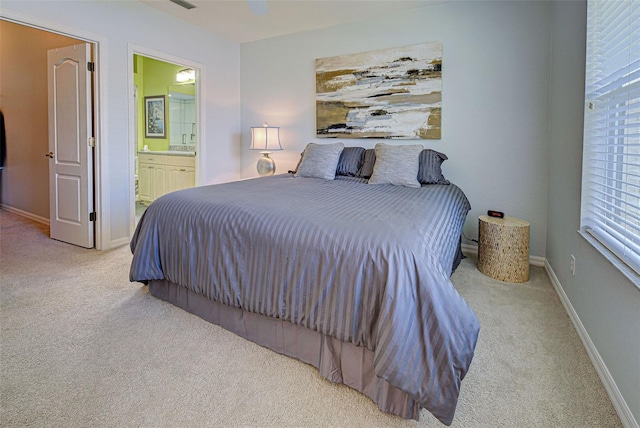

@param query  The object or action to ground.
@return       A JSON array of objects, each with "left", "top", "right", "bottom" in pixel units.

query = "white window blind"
[{"left": 581, "top": 0, "right": 640, "bottom": 275}]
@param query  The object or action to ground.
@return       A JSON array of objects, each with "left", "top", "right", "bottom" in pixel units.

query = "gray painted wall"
[
  {"left": 547, "top": 1, "right": 640, "bottom": 424},
  {"left": 240, "top": 1, "right": 552, "bottom": 257}
]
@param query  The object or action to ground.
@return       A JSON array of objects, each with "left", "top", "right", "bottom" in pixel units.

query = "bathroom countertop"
[{"left": 138, "top": 150, "right": 195, "bottom": 157}]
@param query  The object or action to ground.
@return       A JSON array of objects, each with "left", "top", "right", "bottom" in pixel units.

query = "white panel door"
[{"left": 47, "top": 43, "right": 94, "bottom": 248}]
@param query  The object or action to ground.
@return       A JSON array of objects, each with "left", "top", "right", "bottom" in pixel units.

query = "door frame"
[
  {"left": 0, "top": 11, "right": 107, "bottom": 250},
  {"left": 127, "top": 44, "right": 206, "bottom": 236}
]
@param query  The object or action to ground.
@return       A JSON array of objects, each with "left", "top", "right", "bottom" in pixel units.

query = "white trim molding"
[
  {"left": 462, "top": 241, "right": 637, "bottom": 427},
  {"left": 461, "top": 243, "right": 545, "bottom": 267},
  {"left": 1, "top": 204, "right": 50, "bottom": 225},
  {"left": 544, "top": 260, "right": 638, "bottom": 428},
  {"left": 109, "top": 236, "right": 131, "bottom": 249},
  {"left": 126, "top": 43, "right": 206, "bottom": 240}
]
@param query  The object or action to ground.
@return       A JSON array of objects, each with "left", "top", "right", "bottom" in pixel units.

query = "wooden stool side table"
[{"left": 477, "top": 215, "right": 530, "bottom": 283}]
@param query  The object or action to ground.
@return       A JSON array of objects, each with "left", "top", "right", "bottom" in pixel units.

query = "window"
[{"left": 581, "top": 0, "right": 640, "bottom": 275}]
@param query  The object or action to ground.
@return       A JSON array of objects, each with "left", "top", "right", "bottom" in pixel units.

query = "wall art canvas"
[{"left": 316, "top": 42, "right": 442, "bottom": 139}]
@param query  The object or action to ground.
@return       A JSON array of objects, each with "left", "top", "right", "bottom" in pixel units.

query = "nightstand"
[{"left": 477, "top": 215, "right": 530, "bottom": 283}]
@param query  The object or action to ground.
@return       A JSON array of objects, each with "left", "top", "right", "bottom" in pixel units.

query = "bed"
[{"left": 130, "top": 144, "right": 480, "bottom": 425}]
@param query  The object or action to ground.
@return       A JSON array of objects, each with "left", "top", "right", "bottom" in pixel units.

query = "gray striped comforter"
[{"left": 129, "top": 174, "right": 480, "bottom": 425}]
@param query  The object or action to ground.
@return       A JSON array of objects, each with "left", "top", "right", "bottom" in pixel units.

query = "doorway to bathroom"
[{"left": 131, "top": 53, "right": 200, "bottom": 225}]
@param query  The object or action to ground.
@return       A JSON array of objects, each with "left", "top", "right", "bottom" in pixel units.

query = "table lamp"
[{"left": 250, "top": 122, "right": 282, "bottom": 176}]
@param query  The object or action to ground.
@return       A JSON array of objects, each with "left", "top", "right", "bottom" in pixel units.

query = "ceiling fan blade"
[
  {"left": 248, "top": 0, "right": 268, "bottom": 16},
  {"left": 169, "top": 0, "right": 196, "bottom": 10}
]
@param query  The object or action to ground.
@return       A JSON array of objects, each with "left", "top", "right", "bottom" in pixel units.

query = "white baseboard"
[
  {"left": 462, "top": 241, "right": 636, "bottom": 426},
  {"left": 461, "top": 243, "right": 545, "bottom": 267},
  {"left": 109, "top": 236, "right": 130, "bottom": 249},
  {"left": 0, "top": 204, "right": 50, "bottom": 225},
  {"left": 0, "top": 204, "right": 130, "bottom": 251},
  {"left": 544, "top": 261, "right": 638, "bottom": 428}
]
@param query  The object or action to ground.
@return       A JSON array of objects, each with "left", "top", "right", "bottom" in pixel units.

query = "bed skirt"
[{"left": 148, "top": 279, "right": 421, "bottom": 420}]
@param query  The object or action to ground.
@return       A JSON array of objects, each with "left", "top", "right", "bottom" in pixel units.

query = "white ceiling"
[{"left": 140, "top": 0, "right": 441, "bottom": 44}]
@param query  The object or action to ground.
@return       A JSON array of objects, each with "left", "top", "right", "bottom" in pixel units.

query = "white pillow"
[
  {"left": 295, "top": 142, "right": 345, "bottom": 180},
  {"left": 368, "top": 143, "right": 422, "bottom": 187}
]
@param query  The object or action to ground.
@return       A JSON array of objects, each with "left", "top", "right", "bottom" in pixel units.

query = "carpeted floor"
[{"left": 0, "top": 210, "right": 622, "bottom": 427}]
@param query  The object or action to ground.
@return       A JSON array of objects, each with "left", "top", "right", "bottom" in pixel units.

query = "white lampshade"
[
  {"left": 250, "top": 123, "right": 282, "bottom": 151},
  {"left": 250, "top": 122, "right": 282, "bottom": 176}
]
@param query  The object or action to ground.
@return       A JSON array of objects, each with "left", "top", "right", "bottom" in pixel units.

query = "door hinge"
[
  {"left": 88, "top": 137, "right": 95, "bottom": 147},
  {"left": 89, "top": 212, "right": 96, "bottom": 222},
  {"left": 87, "top": 62, "right": 95, "bottom": 72}
]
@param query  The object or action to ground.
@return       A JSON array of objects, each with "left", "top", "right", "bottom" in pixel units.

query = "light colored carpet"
[{"left": 0, "top": 210, "right": 621, "bottom": 427}]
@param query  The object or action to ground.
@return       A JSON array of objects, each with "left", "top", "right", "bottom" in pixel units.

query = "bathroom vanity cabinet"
[{"left": 138, "top": 152, "right": 195, "bottom": 203}]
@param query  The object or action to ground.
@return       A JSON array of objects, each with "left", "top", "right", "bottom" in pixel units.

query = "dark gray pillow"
[
  {"left": 336, "top": 147, "right": 365, "bottom": 177},
  {"left": 295, "top": 142, "right": 345, "bottom": 180},
  {"left": 418, "top": 149, "right": 450, "bottom": 185},
  {"left": 358, "top": 149, "right": 376, "bottom": 178},
  {"left": 368, "top": 143, "right": 422, "bottom": 188}
]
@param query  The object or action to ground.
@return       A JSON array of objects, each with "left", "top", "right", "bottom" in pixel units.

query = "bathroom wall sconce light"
[
  {"left": 176, "top": 68, "right": 195, "bottom": 83},
  {"left": 250, "top": 122, "right": 282, "bottom": 176}
]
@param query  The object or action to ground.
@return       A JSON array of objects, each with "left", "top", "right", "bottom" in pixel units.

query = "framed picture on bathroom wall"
[{"left": 144, "top": 95, "right": 166, "bottom": 138}]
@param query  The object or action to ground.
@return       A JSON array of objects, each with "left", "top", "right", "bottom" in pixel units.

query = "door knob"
[{"left": 45, "top": 152, "right": 54, "bottom": 158}]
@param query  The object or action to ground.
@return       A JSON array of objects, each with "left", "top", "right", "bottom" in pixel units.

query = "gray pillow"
[
  {"left": 295, "top": 142, "right": 345, "bottom": 180},
  {"left": 418, "top": 149, "right": 450, "bottom": 185},
  {"left": 357, "top": 149, "right": 376, "bottom": 179},
  {"left": 368, "top": 143, "right": 422, "bottom": 187},
  {"left": 336, "top": 147, "right": 365, "bottom": 177}
]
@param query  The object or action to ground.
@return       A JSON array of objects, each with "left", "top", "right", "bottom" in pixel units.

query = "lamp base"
[{"left": 256, "top": 152, "right": 276, "bottom": 176}]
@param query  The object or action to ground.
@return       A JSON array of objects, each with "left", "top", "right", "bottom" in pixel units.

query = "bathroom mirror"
[{"left": 168, "top": 84, "right": 195, "bottom": 150}]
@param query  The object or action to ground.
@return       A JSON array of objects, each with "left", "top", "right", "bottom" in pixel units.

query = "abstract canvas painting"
[{"left": 316, "top": 42, "right": 442, "bottom": 139}]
